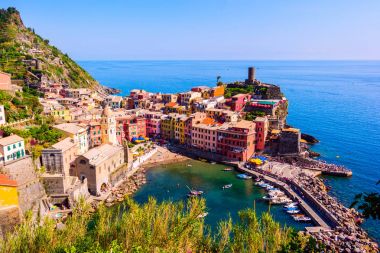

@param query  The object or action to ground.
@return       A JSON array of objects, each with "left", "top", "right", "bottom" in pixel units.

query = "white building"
[
  {"left": 0, "top": 135, "right": 26, "bottom": 163},
  {"left": 53, "top": 123, "right": 89, "bottom": 155},
  {"left": 0, "top": 105, "right": 6, "bottom": 125}
]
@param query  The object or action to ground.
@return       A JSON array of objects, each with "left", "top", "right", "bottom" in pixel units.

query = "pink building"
[
  {"left": 231, "top": 94, "right": 251, "bottom": 112},
  {"left": 191, "top": 118, "right": 219, "bottom": 152},
  {"left": 217, "top": 120, "right": 256, "bottom": 162},
  {"left": 88, "top": 122, "right": 102, "bottom": 148},
  {"left": 254, "top": 116, "right": 269, "bottom": 151},
  {"left": 145, "top": 112, "right": 162, "bottom": 138},
  {"left": 124, "top": 117, "right": 147, "bottom": 141},
  {"left": 0, "top": 71, "right": 12, "bottom": 91}
]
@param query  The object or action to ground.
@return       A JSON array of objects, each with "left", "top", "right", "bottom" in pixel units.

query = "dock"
[{"left": 235, "top": 164, "right": 337, "bottom": 230}]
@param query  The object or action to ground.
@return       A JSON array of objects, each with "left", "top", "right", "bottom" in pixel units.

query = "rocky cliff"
[{"left": 0, "top": 7, "right": 99, "bottom": 89}]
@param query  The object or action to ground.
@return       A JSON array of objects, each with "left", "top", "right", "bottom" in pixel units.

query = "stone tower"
[
  {"left": 245, "top": 67, "right": 256, "bottom": 84},
  {"left": 101, "top": 106, "right": 118, "bottom": 145}
]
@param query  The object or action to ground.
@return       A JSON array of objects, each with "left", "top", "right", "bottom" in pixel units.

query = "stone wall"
[{"left": 2, "top": 156, "right": 46, "bottom": 213}]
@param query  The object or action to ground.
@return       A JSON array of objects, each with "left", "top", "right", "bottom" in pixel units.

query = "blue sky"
[{"left": 1, "top": 0, "right": 380, "bottom": 60}]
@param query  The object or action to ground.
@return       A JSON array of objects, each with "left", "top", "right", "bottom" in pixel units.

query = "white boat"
[
  {"left": 210, "top": 161, "right": 216, "bottom": 165},
  {"left": 237, "top": 174, "right": 252, "bottom": 180},
  {"left": 292, "top": 215, "right": 312, "bottom": 222},
  {"left": 187, "top": 164, "right": 192, "bottom": 167},
  {"left": 284, "top": 202, "right": 298, "bottom": 209},
  {"left": 222, "top": 184, "right": 232, "bottom": 189},
  {"left": 197, "top": 212, "right": 208, "bottom": 218},
  {"left": 270, "top": 197, "right": 292, "bottom": 205},
  {"left": 286, "top": 209, "right": 300, "bottom": 214}
]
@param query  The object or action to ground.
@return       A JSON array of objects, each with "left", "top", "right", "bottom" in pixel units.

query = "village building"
[
  {"left": 216, "top": 120, "right": 256, "bottom": 161},
  {"left": 192, "top": 118, "right": 220, "bottom": 152},
  {"left": 100, "top": 106, "right": 118, "bottom": 145},
  {"left": 0, "top": 174, "right": 18, "bottom": 207},
  {"left": 254, "top": 116, "right": 269, "bottom": 151},
  {"left": 0, "top": 71, "right": 12, "bottom": 91},
  {"left": 71, "top": 144, "right": 126, "bottom": 195},
  {"left": 53, "top": 123, "right": 89, "bottom": 155},
  {"left": 0, "top": 135, "right": 26, "bottom": 163}
]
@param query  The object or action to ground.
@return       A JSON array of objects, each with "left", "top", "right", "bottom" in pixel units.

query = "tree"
[{"left": 350, "top": 180, "right": 380, "bottom": 219}]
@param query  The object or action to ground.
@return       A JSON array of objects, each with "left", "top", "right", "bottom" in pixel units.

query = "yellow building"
[
  {"left": 51, "top": 108, "right": 71, "bottom": 121},
  {"left": 174, "top": 115, "right": 188, "bottom": 144},
  {"left": 0, "top": 174, "right": 18, "bottom": 207},
  {"left": 161, "top": 115, "right": 175, "bottom": 141}
]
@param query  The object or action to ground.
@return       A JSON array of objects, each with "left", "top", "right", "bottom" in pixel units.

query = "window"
[
  {"left": 13, "top": 144, "right": 16, "bottom": 149},
  {"left": 80, "top": 159, "right": 86, "bottom": 165},
  {"left": 7, "top": 146, "right": 10, "bottom": 151}
]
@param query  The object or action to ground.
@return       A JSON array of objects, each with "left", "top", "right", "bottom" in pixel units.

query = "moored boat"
[
  {"left": 197, "top": 212, "right": 208, "bottom": 218},
  {"left": 237, "top": 174, "right": 252, "bottom": 180},
  {"left": 222, "top": 184, "right": 233, "bottom": 189},
  {"left": 223, "top": 167, "right": 233, "bottom": 171}
]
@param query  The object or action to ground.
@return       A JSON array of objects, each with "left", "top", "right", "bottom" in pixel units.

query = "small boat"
[
  {"left": 284, "top": 202, "right": 298, "bottom": 209},
  {"left": 254, "top": 178, "right": 262, "bottom": 182},
  {"left": 293, "top": 215, "right": 312, "bottom": 222},
  {"left": 187, "top": 164, "right": 192, "bottom": 167},
  {"left": 270, "top": 197, "right": 292, "bottom": 205},
  {"left": 210, "top": 161, "right": 216, "bottom": 164},
  {"left": 187, "top": 188, "right": 204, "bottom": 197},
  {"left": 286, "top": 209, "right": 300, "bottom": 214},
  {"left": 223, "top": 167, "right": 233, "bottom": 171},
  {"left": 222, "top": 184, "right": 233, "bottom": 189},
  {"left": 237, "top": 174, "right": 252, "bottom": 180},
  {"left": 197, "top": 212, "right": 208, "bottom": 218}
]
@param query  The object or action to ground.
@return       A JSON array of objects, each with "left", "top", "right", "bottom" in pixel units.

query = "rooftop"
[
  {"left": 0, "top": 135, "right": 24, "bottom": 146},
  {"left": 0, "top": 174, "right": 17, "bottom": 187},
  {"left": 52, "top": 138, "right": 76, "bottom": 151},
  {"left": 54, "top": 123, "right": 86, "bottom": 134},
  {"left": 82, "top": 144, "right": 123, "bottom": 166}
]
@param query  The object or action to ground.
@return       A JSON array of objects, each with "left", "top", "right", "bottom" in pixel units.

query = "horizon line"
[{"left": 76, "top": 59, "right": 380, "bottom": 62}]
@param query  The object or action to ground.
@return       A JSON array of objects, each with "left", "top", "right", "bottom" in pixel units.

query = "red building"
[
  {"left": 254, "top": 116, "right": 269, "bottom": 151},
  {"left": 216, "top": 120, "right": 256, "bottom": 161},
  {"left": 124, "top": 117, "right": 147, "bottom": 141}
]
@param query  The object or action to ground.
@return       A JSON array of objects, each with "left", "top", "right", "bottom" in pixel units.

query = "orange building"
[
  {"left": 210, "top": 86, "right": 225, "bottom": 97},
  {"left": 0, "top": 174, "right": 18, "bottom": 207}
]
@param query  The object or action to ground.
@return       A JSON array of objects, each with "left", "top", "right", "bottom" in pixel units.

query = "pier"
[{"left": 234, "top": 165, "right": 335, "bottom": 230}]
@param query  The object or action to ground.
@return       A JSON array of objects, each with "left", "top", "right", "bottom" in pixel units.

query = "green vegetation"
[
  {"left": 225, "top": 85, "right": 254, "bottom": 98},
  {"left": 0, "top": 89, "right": 42, "bottom": 122},
  {"left": 0, "top": 124, "right": 62, "bottom": 159},
  {"left": 0, "top": 197, "right": 323, "bottom": 253},
  {"left": 0, "top": 7, "right": 99, "bottom": 89},
  {"left": 245, "top": 111, "right": 266, "bottom": 121},
  {"left": 351, "top": 180, "right": 380, "bottom": 220}
]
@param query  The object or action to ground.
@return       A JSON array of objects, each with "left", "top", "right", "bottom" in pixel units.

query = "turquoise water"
[
  {"left": 133, "top": 160, "right": 310, "bottom": 231},
  {"left": 79, "top": 60, "right": 380, "bottom": 241}
]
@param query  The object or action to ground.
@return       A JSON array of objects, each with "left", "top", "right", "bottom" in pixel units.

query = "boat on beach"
[
  {"left": 222, "top": 184, "right": 232, "bottom": 189},
  {"left": 237, "top": 174, "right": 252, "bottom": 180}
]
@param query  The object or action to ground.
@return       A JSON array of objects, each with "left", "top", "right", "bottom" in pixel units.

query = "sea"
[{"left": 78, "top": 60, "right": 380, "bottom": 242}]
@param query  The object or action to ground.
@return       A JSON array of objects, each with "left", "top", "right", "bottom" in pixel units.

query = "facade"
[
  {"left": 88, "top": 122, "right": 102, "bottom": 147},
  {"left": 174, "top": 115, "right": 188, "bottom": 144},
  {"left": 254, "top": 116, "right": 269, "bottom": 151},
  {"left": 0, "top": 105, "right": 6, "bottom": 125},
  {"left": 72, "top": 144, "right": 125, "bottom": 195},
  {"left": 53, "top": 123, "right": 89, "bottom": 155},
  {"left": 124, "top": 117, "right": 147, "bottom": 141},
  {"left": 0, "top": 135, "right": 26, "bottom": 163},
  {"left": 100, "top": 107, "right": 118, "bottom": 145},
  {"left": 0, "top": 71, "right": 12, "bottom": 91},
  {"left": 161, "top": 94, "right": 177, "bottom": 104},
  {"left": 231, "top": 94, "right": 251, "bottom": 112},
  {"left": 217, "top": 120, "right": 256, "bottom": 161},
  {"left": 145, "top": 111, "right": 162, "bottom": 138},
  {"left": 0, "top": 174, "right": 18, "bottom": 207},
  {"left": 41, "top": 137, "right": 77, "bottom": 176},
  {"left": 191, "top": 118, "right": 219, "bottom": 152}
]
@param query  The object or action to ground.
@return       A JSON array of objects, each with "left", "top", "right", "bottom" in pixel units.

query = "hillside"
[{"left": 0, "top": 7, "right": 99, "bottom": 89}]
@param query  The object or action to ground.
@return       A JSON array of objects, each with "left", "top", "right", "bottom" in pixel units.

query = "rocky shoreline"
[
  {"left": 297, "top": 175, "right": 378, "bottom": 252},
  {"left": 91, "top": 169, "right": 148, "bottom": 209}
]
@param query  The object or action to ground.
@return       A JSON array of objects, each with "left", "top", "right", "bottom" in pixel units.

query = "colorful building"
[
  {"left": 124, "top": 117, "right": 147, "bottom": 141},
  {"left": 230, "top": 94, "right": 251, "bottom": 112},
  {"left": 174, "top": 115, "right": 188, "bottom": 144},
  {"left": 0, "top": 174, "right": 18, "bottom": 207},
  {"left": 0, "top": 71, "right": 12, "bottom": 91},
  {"left": 216, "top": 120, "right": 256, "bottom": 161},
  {"left": 145, "top": 111, "right": 163, "bottom": 139},
  {"left": 254, "top": 116, "right": 269, "bottom": 151},
  {"left": 191, "top": 118, "right": 219, "bottom": 152}
]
